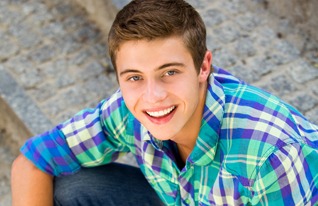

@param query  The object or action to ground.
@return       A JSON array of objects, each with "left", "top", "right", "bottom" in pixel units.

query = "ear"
[{"left": 198, "top": 51, "right": 212, "bottom": 82}]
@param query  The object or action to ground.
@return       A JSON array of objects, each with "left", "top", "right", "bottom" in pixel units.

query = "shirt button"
[{"left": 185, "top": 198, "right": 191, "bottom": 204}]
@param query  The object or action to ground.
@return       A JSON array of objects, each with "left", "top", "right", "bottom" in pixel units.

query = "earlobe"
[{"left": 199, "top": 51, "right": 212, "bottom": 82}]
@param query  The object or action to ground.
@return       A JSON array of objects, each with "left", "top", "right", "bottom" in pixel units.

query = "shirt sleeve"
[
  {"left": 21, "top": 93, "right": 131, "bottom": 176},
  {"left": 250, "top": 143, "right": 318, "bottom": 205}
]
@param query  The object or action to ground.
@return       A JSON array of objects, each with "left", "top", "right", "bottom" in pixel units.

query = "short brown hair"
[{"left": 108, "top": 0, "right": 207, "bottom": 73}]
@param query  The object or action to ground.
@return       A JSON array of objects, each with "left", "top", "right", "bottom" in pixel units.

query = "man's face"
[{"left": 116, "top": 36, "right": 211, "bottom": 141}]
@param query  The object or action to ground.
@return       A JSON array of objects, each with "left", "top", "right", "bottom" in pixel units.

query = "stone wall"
[
  {"left": 0, "top": 97, "right": 31, "bottom": 154},
  {"left": 68, "top": 0, "right": 118, "bottom": 37},
  {"left": 69, "top": 0, "right": 318, "bottom": 42},
  {"left": 263, "top": 0, "right": 318, "bottom": 41}
]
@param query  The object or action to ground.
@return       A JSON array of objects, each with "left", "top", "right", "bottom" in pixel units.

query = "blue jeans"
[{"left": 54, "top": 163, "right": 164, "bottom": 206}]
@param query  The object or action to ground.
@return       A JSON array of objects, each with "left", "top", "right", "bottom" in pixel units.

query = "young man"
[{"left": 11, "top": 0, "right": 318, "bottom": 205}]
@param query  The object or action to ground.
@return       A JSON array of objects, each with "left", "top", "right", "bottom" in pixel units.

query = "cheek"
[
  {"left": 121, "top": 88, "right": 141, "bottom": 112},
  {"left": 184, "top": 83, "right": 201, "bottom": 107}
]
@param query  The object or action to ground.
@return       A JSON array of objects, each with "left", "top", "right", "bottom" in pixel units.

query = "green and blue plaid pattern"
[{"left": 22, "top": 67, "right": 318, "bottom": 205}]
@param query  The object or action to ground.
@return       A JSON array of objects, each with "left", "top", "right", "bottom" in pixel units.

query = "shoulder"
[
  {"left": 100, "top": 89, "right": 136, "bottom": 138},
  {"left": 100, "top": 89, "right": 129, "bottom": 119},
  {"left": 215, "top": 68, "right": 318, "bottom": 188}
]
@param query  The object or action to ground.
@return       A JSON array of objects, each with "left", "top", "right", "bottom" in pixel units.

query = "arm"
[
  {"left": 11, "top": 94, "right": 131, "bottom": 205},
  {"left": 11, "top": 154, "right": 54, "bottom": 206}
]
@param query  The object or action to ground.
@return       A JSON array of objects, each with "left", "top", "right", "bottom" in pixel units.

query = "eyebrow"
[
  {"left": 119, "top": 62, "right": 185, "bottom": 77},
  {"left": 158, "top": 62, "right": 185, "bottom": 70},
  {"left": 119, "top": 69, "right": 141, "bottom": 77}
]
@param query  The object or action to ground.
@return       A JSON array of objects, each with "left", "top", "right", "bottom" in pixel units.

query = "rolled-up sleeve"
[
  {"left": 21, "top": 127, "right": 81, "bottom": 176},
  {"left": 21, "top": 92, "right": 131, "bottom": 176}
]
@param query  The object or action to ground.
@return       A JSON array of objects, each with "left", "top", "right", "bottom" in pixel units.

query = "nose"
[{"left": 142, "top": 80, "right": 167, "bottom": 103}]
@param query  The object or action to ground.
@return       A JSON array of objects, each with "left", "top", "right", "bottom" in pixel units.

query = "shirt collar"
[{"left": 188, "top": 69, "right": 225, "bottom": 166}]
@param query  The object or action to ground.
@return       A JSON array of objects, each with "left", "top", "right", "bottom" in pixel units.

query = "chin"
[{"left": 148, "top": 128, "right": 178, "bottom": 141}]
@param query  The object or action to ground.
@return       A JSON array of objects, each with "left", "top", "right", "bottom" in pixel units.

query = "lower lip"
[{"left": 145, "top": 107, "right": 177, "bottom": 125}]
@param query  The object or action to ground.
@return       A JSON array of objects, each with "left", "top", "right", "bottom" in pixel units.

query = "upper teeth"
[{"left": 146, "top": 106, "right": 175, "bottom": 117}]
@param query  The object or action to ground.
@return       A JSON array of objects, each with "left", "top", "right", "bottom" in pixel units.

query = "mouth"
[
  {"left": 144, "top": 105, "right": 177, "bottom": 125},
  {"left": 146, "top": 106, "right": 176, "bottom": 118}
]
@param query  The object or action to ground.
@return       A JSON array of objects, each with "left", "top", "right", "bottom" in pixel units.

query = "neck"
[{"left": 172, "top": 82, "right": 207, "bottom": 163}]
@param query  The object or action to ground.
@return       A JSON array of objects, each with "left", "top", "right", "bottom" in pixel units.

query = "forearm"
[{"left": 11, "top": 154, "right": 54, "bottom": 206}]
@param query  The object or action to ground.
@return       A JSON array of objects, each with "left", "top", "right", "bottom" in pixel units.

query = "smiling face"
[{"left": 116, "top": 36, "right": 211, "bottom": 143}]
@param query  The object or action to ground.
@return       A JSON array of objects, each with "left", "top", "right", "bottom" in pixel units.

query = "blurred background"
[{"left": 0, "top": 0, "right": 317, "bottom": 204}]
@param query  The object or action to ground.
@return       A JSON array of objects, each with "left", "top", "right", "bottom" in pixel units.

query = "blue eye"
[
  {"left": 128, "top": 76, "right": 142, "bottom": 81},
  {"left": 165, "top": 70, "right": 176, "bottom": 76}
]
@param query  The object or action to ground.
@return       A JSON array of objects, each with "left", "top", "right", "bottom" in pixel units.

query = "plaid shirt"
[{"left": 22, "top": 67, "right": 318, "bottom": 205}]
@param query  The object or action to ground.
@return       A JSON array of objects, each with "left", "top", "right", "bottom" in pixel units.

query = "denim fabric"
[{"left": 54, "top": 163, "right": 164, "bottom": 206}]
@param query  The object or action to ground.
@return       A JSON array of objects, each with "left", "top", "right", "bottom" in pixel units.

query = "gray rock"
[
  {"left": 19, "top": 69, "right": 44, "bottom": 89},
  {"left": 75, "top": 61, "right": 106, "bottom": 81},
  {"left": 235, "top": 12, "right": 261, "bottom": 31},
  {"left": 252, "top": 57, "right": 275, "bottom": 76},
  {"left": 28, "top": 44, "right": 59, "bottom": 64},
  {"left": 235, "top": 37, "right": 257, "bottom": 58},
  {"left": 5, "top": 55, "right": 33, "bottom": 75},
  {"left": 63, "top": 15, "right": 87, "bottom": 32},
  {"left": 8, "top": 22, "right": 41, "bottom": 49},
  {"left": 289, "top": 94, "right": 318, "bottom": 113},
  {"left": 207, "top": 35, "right": 222, "bottom": 52},
  {"left": 72, "top": 23, "right": 100, "bottom": 43},
  {"left": 270, "top": 75, "right": 299, "bottom": 97},
  {"left": 274, "top": 41, "right": 300, "bottom": 61},
  {"left": 213, "top": 49, "right": 238, "bottom": 68},
  {"left": 221, "top": 0, "right": 247, "bottom": 16},
  {"left": 313, "top": 85, "right": 318, "bottom": 96},
  {"left": 0, "top": 39, "right": 19, "bottom": 61},
  {"left": 56, "top": 36, "right": 82, "bottom": 55},
  {"left": 0, "top": 8, "right": 24, "bottom": 26},
  {"left": 0, "top": 67, "right": 53, "bottom": 135},
  {"left": 41, "top": 22, "right": 67, "bottom": 40},
  {"left": 227, "top": 64, "right": 260, "bottom": 83},
  {"left": 264, "top": 51, "right": 293, "bottom": 66},
  {"left": 28, "top": 82, "right": 57, "bottom": 102},
  {"left": 255, "top": 26, "right": 276, "bottom": 47},
  {"left": 56, "top": 73, "right": 76, "bottom": 88},
  {"left": 40, "top": 59, "right": 68, "bottom": 79},
  {"left": 70, "top": 49, "right": 93, "bottom": 66},
  {"left": 214, "top": 23, "right": 241, "bottom": 43},
  {"left": 289, "top": 60, "right": 318, "bottom": 83},
  {"left": 204, "top": 9, "right": 227, "bottom": 27},
  {"left": 26, "top": 2, "right": 53, "bottom": 25}
]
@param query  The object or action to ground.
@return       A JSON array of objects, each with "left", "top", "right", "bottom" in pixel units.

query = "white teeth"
[{"left": 146, "top": 106, "right": 175, "bottom": 117}]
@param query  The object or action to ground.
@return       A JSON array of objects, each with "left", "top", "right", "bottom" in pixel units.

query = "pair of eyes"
[{"left": 127, "top": 70, "right": 178, "bottom": 82}]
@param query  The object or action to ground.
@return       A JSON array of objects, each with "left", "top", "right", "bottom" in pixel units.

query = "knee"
[
  {"left": 53, "top": 176, "right": 86, "bottom": 205},
  {"left": 53, "top": 167, "right": 119, "bottom": 205}
]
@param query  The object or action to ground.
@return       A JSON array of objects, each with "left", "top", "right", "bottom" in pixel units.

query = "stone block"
[
  {"left": 214, "top": 23, "right": 241, "bottom": 44},
  {"left": 204, "top": 9, "right": 227, "bottom": 27},
  {"left": 235, "top": 37, "right": 257, "bottom": 58},
  {"left": 68, "top": 0, "right": 118, "bottom": 36},
  {"left": 290, "top": 94, "right": 318, "bottom": 113},
  {"left": 257, "top": 0, "right": 318, "bottom": 42},
  {"left": 270, "top": 75, "right": 299, "bottom": 97},
  {"left": 289, "top": 60, "right": 318, "bottom": 83},
  {"left": 0, "top": 66, "right": 53, "bottom": 138}
]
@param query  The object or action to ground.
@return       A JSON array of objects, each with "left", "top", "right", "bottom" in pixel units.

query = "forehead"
[{"left": 115, "top": 36, "right": 193, "bottom": 70}]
